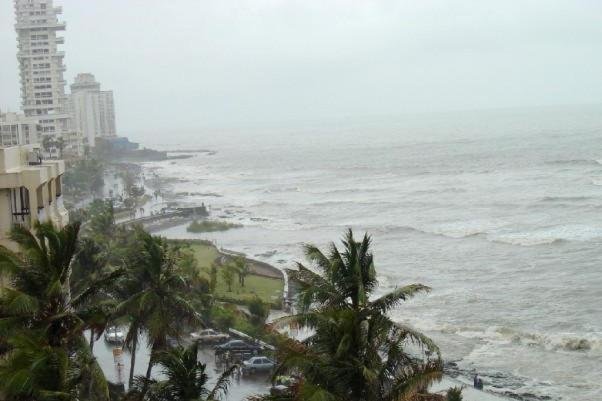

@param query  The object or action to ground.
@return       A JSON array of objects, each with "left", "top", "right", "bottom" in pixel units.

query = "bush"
[
  {"left": 248, "top": 296, "right": 270, "bottom": 326},
  {"left": 187, "top": 220, "right": 242, "bottom": 233},
  {"left": 447, "top": 387, "right": 463, "bottom": 401},
  {"left": 211, "top": 305, "right": 236, "bottom": 331}
]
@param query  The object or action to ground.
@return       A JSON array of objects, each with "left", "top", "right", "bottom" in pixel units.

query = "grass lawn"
[{"left": 174, "top": 240, "right": 283, "bottom": 306}]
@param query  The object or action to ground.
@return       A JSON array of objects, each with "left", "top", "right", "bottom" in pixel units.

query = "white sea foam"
[
  {"left": 420, "top": 219, "right": 509, "bottom": 239},
  {"left": 141, "top": 120, "right": 602, "bottom": 401},
  {"left": 490, "top": 224, "right": 602, "bottom": 246}
]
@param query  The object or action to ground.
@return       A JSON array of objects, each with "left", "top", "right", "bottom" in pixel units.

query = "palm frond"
[
  {"left": 207, "top": 364, "right": 238, "bottom": 400},
  {"left": 370, "top": 284, "right": 431, "bottom": 313}
]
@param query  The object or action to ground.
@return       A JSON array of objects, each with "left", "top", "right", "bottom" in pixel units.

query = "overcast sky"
[{"left": 1, "top": 0, "right": 602, "bottom": 134}]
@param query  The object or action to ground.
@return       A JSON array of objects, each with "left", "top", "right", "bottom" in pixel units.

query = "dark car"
[{"left": 214, "top": 339, "right": 261, "bottom": 354}]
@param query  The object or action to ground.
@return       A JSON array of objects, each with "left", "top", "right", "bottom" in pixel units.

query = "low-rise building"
[{"left": 0, "top": 144, "right": 68, "bottom": 250}]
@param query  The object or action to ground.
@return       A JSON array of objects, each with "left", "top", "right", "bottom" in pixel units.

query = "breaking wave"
[
  {"left": 489, "top": 224, "right": 602, "bottom": 246},
  {"left": 546, "top": 159, "right": 602, "bottom": 166},
  {"left": 495, "top": 327, "right": 602, "bottom": 353},
  {"left": 416, "top": 321, "right": 602, "bottom": 354},
  {"left": 539, "top": 195, "right": 592, "bottom": 202}
]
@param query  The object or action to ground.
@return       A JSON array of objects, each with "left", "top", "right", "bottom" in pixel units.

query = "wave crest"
[{"left": 546, "top": 159, "right": 602, "bottom": 166}]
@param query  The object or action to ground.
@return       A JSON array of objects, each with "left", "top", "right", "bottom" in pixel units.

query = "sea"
[{"left": 131, "top": 105, "right": 602, "bottom": 401}]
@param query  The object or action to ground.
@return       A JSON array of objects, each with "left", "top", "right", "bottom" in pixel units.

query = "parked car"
[
  {"left": 242, "top": 356, "right": 275, "bottom": 373},
  {"left": 214, "top": 339, "right": 261, "bottom": 354},
  {"left": 191, "top": 329, "right": 229, "bottom": 344},
  {"left": 104, "top": 326, "right": 124, "bottom": 345}
]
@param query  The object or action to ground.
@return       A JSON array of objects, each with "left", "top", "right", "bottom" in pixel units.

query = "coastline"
[{"left": 131, "top": 158, "right": 516, "bottom": 401}]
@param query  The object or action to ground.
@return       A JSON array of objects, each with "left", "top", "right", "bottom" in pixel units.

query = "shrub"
[
  {"left": 248, "top": 296, "right": 270, "bottom": 326},
  {"left": 186, "top": 220, "right": 242, "bottom": 233},
  {"left": 447, "top": 387, "right": 463, "bottom": 401}
]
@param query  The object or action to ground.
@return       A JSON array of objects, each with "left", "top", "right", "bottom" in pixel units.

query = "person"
[
  {"left": 473, "top": 374, "right": 479, "bottom": 388},
  {"left": 477, "top": 378, "right": 484, "bottom": 390}
]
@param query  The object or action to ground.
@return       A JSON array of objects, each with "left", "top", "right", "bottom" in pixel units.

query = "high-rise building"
[
  {"left": 69, "top": 73, "right": 117, "bottom": 146},
  {"left": 14, "top": 0, "right": 83, "bottom": 157}
]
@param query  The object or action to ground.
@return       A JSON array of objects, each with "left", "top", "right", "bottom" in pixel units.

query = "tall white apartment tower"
[
  {"left": 14, "top": 0, "right": 83, "bottom": 157},
  {"left": 69, "top": 73, "right": 117, "bottom": 147}
]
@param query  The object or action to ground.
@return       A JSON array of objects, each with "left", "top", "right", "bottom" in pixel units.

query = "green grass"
[
  {"left": 174, "top": 240, "right": 283, "bottom": 307},
  {"left": 214, "top": 274, "right": 283, "bottom": 306},
  {"left": 187, "top": 241, "right": 220, "bottom": 268}
]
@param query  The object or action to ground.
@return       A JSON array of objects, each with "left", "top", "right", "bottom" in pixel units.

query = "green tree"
[
  {"left": 86, "top": 200, "right": 115, "bottom": 239},
  {"left": 221, "top": 263, "right": 235, "bottom": 292},
  {"left": 248, "top": 296, "right": 269, "bottom": 327},
  {"left": 232, "top": 256, "right": 250, "bottom": 287},
  {"left": 272, "top": 229, "right": 442, "bottom": 401},
  {"left": 209, "top": 262, "right": 219, "bottom": 294},
  {"left": 128, "top": 341, "right": 236, "bottom": 401},
  {"left": 0, "top": 222, "right": 119, "bottom": 401},
  {"left": 116, "top": 229, "right": 201, "bottom": 386}
]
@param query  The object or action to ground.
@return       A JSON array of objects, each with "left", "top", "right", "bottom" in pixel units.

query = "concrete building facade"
[
  {"left": 0, "top": 112, "right": 41, "bottom": 147},
  {"left": 69, "top": 73, "right": 117, "bottom": 146},
  {"left": 0, "top": 144, "right": 68, "bottom": 250},
  {"left": 14, "top": 0, "right": 84, "bottom": 157}
]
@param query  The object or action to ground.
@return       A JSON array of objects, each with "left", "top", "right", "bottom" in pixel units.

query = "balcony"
[
  {"left": 55, "top": 37, "right": 64, "bottom": 44},
  {"left": 15, "top": 21, "right": 66, "bottom": 31}
]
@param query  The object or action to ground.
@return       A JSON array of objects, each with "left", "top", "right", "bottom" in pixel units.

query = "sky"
[{"left": 1, "top": 0, "right": 602, "bottom": 135}]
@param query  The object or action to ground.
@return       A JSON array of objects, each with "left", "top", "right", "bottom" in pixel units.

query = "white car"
[
  {"left": 104, "top": 326, "right": 124, "bottom": 344},
  {"left": 242, "top": 356, "right": 275, "bottom": 373},
  {"left": 190, "top": 329, "right": 229, "bottom": 344}
]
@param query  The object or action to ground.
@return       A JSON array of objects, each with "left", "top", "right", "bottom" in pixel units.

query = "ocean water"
[{"left": 133, "top": 106, "right": 602, "bottom": 401}]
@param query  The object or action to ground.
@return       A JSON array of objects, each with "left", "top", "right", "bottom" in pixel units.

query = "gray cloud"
[{"left": 1, "top": 0, "right": 601, "bottom": 135}]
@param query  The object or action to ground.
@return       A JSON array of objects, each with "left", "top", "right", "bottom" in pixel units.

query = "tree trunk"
[
  {"left": 141, "top": 342, "right": 156, "bottom": 395},
  {"left": 89, "top": 328, "right": 95, "bottom": 351},
  {"left": 128, "top": 335, "right": 138, "bottom": 388}
]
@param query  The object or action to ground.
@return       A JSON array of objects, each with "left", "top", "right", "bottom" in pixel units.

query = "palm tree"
[
  {"left": 232, "top": 256, "right": 250, "bottom": 287},
  {"left": 116, "top": 229, "right": 201, "bottom": 386},
  {"left": 0, "top": 222, "right": 118, "bottom": 401},
  {"left": 128, "top": 341, "right": 236, "bottom": 401},
  {"left": 0, "top": 331, "right": 75, "bottom": 401},
  {"left": 271, "top": 229, "right": 442, "bottom": 401},
  {"left": 71, "top": 236, "right": 120, "bottom": 352},
  {"left": 221, "top": 263, "right": 235, "bottom": 292}
]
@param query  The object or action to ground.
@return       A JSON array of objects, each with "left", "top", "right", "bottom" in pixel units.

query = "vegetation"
[
  {"left": 186, "top": 219, "right": 242, "bottom": 233},
  {"left": 0, "top": 222, "right": 122, "bottom": 401},
  {"left": 232, "top": 256, "right": 250, "bottom": 287},
  {"left": 128, "top": 341, "right": 236, "bottom": 401},
  {"left": 220, "top": 262, "right": 236, "bottom": 292},
  {"left": 265, "top": 229, "right": 443, "bottom": 401},
  {"left": 177, "top": 241, "right": 284, "bottom": 306},
  {"left": 446, "top": 387, "right": 463, "bottom": 401},
  {"left": 63, "top": 158, "right": 105, "bottom": 197},
  {"left": 0, "top": 211, "right": 219, "bottom": 400},
  {"left": 116, "top": 229, "right": 201, "bottom": 386},
  {"left": 248, "top": 296, "right": 270, "bottom": 327},
  {"left": 0, "top": 190, "right": 451, "bottom": 401}
]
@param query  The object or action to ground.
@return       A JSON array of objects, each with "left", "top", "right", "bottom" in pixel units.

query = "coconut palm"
[
  {"left": 232, "top": 256, "right": 250, "bottom": 287},
  {"left": 128, "top": 341, "right": 236, "bottom": 401},
  {"left": 116, "top": 229, "right": 201, "bottom": 385},
  {"left": 0, "top": 222, "right": 118, "bottom": 401},
  {"left": 271, "top": 229, "right": 442, "bottom": 401},
  {"left": 220, "top": 263, "right": 235, "bottom": 292},
  {"left": 0, "top": 331, "right": 75, "bottom": 401}
]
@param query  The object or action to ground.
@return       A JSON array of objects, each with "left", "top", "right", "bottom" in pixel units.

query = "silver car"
[{"left": 242, "top": 356, "right": 275, "bottom": 373}]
